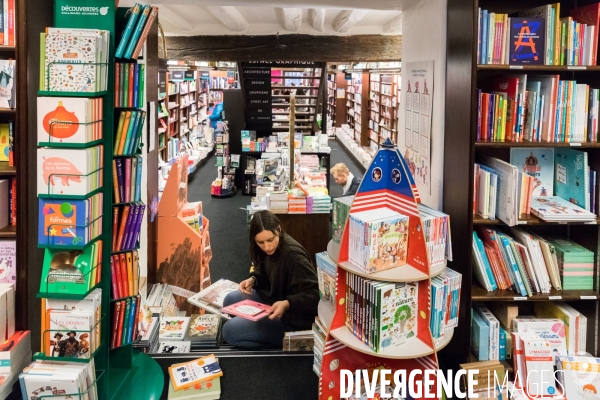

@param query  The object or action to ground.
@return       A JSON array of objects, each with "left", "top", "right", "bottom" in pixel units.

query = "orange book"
[
  {"left": 115, "top": 300, "right": 126, "bottom": 348},
  {"left": 132, "top": 251, "right": 139, "bottom": 294},
  {"left": 44, "top": 311, "right": 51, "bottom": 356},
  {"left": 115, "top": 111, "right": 131, "bottom": 155},
  {"left": 94, "top": 240, "right": 102, "bottom": 286},
  {"left": 7, "top": 0, "right": 14, "bottom": 47},
  {"left": 40, "top": 298, "right": 46, "bottom": 351},
  {"left": 132, "top": 7, "right": 159, "bottom": 59},
  {"left": 116, "top": 205, "right": 130, "bottom": 251},
  {"left": 126, "top": 252, "right": 134, "bottom": 297}
]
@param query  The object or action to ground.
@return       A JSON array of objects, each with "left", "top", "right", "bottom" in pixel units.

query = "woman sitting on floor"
[{"left": 222, "top": 210, "right": 319, "bottom": 349}]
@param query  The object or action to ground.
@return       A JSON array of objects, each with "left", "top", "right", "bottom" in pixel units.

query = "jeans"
[{"left": 222, "top": 290, "right": 293, "bottom": 350}]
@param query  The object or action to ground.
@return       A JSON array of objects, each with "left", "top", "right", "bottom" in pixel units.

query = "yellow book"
[
  {"left": 500, "top": 98, "right": 508, "bottom": 142},
  {"left": 118, "top": 111, "right": 133, "bottom": 155},
  {"left": 113, "top": 111, "right": 127, "bottom": 155},
  {"left": 112, "top": 160, "right": 120, "bottom": 204},
  {"left": 553, "top": 3, "right": 561, "bottom": 66},
  {"left": 495, "top": 95, "right": 503, "bottom": 141},
  {"left": 126, "top": 251, "right": 134, "bottom": 297},
  {"left": 132, "top": 250, "right": 139, "bottom": 295}
]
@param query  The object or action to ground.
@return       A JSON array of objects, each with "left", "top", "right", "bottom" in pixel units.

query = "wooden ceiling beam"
[
  {"left": 277, "top": 8, "right": 303, "bottom": 32},
  {"left": 333, "top": 9, "right": 368, "bottom": 33},
  {"left": 205, "top": 6, "right": 249, "bottom": 32}
]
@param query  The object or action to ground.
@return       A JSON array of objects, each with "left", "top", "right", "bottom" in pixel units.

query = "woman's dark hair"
[{"left": 249, "top": 210, "right": 285, "bottom": 265}]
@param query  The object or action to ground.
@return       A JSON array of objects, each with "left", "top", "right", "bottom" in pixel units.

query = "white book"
[
  {"left": 482, "top": 156, "right": 518, "bottom": 226},
  {"left": 474, "top": 303, "right": 499, "bottom": 360},
  {"left": 159, "top": 317, "right": 191, "bottom": 341}
]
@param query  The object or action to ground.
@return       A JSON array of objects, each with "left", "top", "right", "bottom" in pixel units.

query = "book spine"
[
  {"left": 111, "top": 301, "right": 122, "bottom": 349},
  {"left": 121, "top": 298, "right": 132, "bottom": 345},
  {"left": 132, "top": 7, "right": 158, "bottom": 59},
  {"left": 124, "top": 157, "right": 132, "bottom": 203},
  {"left": 115, "top": 4, "right": 141, "bottom": 59},
  {"left": 110, "top": 255, "right": 119, "bottom": 299},
  {"left": 118, "top": 299, "right": 129, "bottom": 347},
  {"left": 140, "top": 64, "right": 145, "bottom": 105},
  {"left": 112, "top": 160, "right": 120, "bottom": 204},
  {"left": 124, "top": 5, "right": 151, "bottom": 59},
  {"left": 7, "top": 0, "right": 13, "bottom": 46},
  {"left": 122, "top": 64, "right": 129, "bottom": 109},
  {"left": 132, "top": 205, "right": 146, "bottom": 249},
  {"left": 112, "top": 206, "right": 119, "bottom": 252},
  {"left": 114, "top": 63, "right": 120, "bottom": 107},
  {"left": 122, "top": 205, "right": 137, "bottom": 251},
  {"left": 132, "top": 294, "right": 141, "bottom": 340},
  {"left": 135, "top": 156, "right": 142, "bottom": 202},
  {"left": 133, "top": 64, "right": 139, "bottom": 108},
  {"left": 116, "top": 205, "right": 130, "bottom": 251},
  {"left": 0, "top": 0, "right": 4, "bottom": 46},
  {"left": 128, "top": 62, "right": 134, "bottom": 107},
  {"left": 127, "top": 295, "right": 137, "bottom": 343},
  {"left": 119, "top": 253, "right": 128, "bottom": 297}
]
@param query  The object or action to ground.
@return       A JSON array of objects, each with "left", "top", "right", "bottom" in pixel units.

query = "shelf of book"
[
  {"left": 471, "top": 284, "right": 600, "bottom": 301},
  {"left": 476, "top": 141, "right": 600, "bottom": 148},
  {"left": 478, "top": 65, "right": 600, "bottom": 71},
  {"left": 473, "top": 214, "right": 600, "bottom": 225}
]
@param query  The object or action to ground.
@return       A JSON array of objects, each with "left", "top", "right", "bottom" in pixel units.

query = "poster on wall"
[{"left": 401, "top": 60, "right": 433, "bottom": 194}]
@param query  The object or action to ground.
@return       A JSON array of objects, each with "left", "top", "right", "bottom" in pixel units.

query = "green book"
[
  {"left": 40, "top": 243, "right": 99, "bottom": 295},
  {"left": 123, "top": 111, "right": 140, "bottom": 155},
  {"left": 167, "top": 376, "right": 221, "bottom": 399},
  {"left": 119, "top": 111, "right": 137, "bottom": 155},
  {"left": 130, "top": 111, "right": 146, "bottom": 154},
  {"left": 139, "top": 64, "right": 145, "bottom": 105},
  {"left": 122, "top": 298, "right": 132, "bottom": 345},
  {"left": 546, "top": 237, "right": 594, "bottom": 262},
  {"left": 124, "top": 5, "right": 151, "bottom": 59},
  {"left": 122, "top": 63, "right": 130, "bottom": 108}
]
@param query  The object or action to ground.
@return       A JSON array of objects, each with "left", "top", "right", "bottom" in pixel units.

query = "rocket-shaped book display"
[{"left": 318, "top": 139, "right": 453, "bottom": 400}]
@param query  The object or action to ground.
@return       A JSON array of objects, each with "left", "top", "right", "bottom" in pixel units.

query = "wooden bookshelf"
[
  {"left": 444, "top": 0, "right": 600, "bottom": 367},
  {"left": 345, "top": 70, "right": 370, "bottom": 146},
  {"left": 367, "top": 71, "right": 399, "bottom": 150}
]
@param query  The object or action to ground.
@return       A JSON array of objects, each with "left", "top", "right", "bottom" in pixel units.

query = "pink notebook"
[{"left": 221, "top": 300, "right": 271, "bottom": 321}]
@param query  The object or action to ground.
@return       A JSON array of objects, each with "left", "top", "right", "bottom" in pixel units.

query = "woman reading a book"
[{"left": 222, "top": 210, "right": 319, "bottom": 349}]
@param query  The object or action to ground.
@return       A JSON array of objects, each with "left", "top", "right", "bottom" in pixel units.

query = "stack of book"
[
  {"left": 37, "top": 97, "right": 104, "bottom": 145},
  {"left": 547, "top": 237, "right": 594, "bottom": 290},
  {"left": 430, "top": 268, "right": 462, "bottom": 344},
  {"left": 40, "top": 28, "right": 110, "bottom": 92},
  {"left": 115, "top": 4, "right": 159, "bottom": 60},
  {"left": 112, "top": 156, "right": 143, "bottom": 203},
  {"left": 478, "top": 4, "right": 600, "bottom": 67},
  {"left": 111, "top": 295, "right": 141, "bottom": 349},
  {"left": 267, "top": 191, "right": 288, "bottom": 213},
  {"left": 147, "top": 283, "right": 179, "bottom": 317},
  {"left": 287, "top": 189, "right": 306, "bottom": 214},
  {"left": 530, "top": 196, "right": 596, "bottom": 222},
  {"left": 38, "top": 195, "right": 104, "bottom": 248},
  {"left": 114, "top": 63, "right": 145, "bottom": 108},
  {"left": 419, "top": 203, "right": 453, "bottom": 266},
  {"left": 114, "top": 110, "right": 146, "bottom": 155},
  {"left": 110, "top": 250, "right": 140, "bottom": 300},
  {"left": 133, "top": 310, "right": 159, "bottom": 354},
  {"left": 312, "top": 317, "right": 327, "bottom": 376},
  {"left": 0, "top": 330, "right": 32, "bottom": 399},
  {"left": 308, "top": 194, "right": 331, "bottom": 214},
  {"left": 19, "top": 360, "right": 98, "bottom": 399},
  {"left": 40, "top": 241, "right": 103, "bottom": 295},
  {"left": 348, "top": 208, "right": 409, "bottom": 274},
  {"left": 168, "top": 356, "right": 222, "bottom": 399},
  {"left": 186, "top": 314, "right": 220, "bottom": 350},
  {"left": 37, "top": 146, "right": 104, "bottom": 197},
  {"left": 42, "top": 289, "right": 103, "bottom": 359}
]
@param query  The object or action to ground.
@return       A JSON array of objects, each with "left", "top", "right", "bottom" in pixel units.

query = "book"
[
  {"left": 0, "top": 240, "right": 15, "bottom": 285},
  {"left": 530, "top": 196, "right": 596, "bottom": 222},
  {"left": 186, "top": 314, "right": 219, "bottom": 343},
  {"left": 159, "top": 317, "right": 191, "bottom": 341},
  {"left": 159, "top": 341, "right": 191, "bottom": 354},
  {"left": 37, "top": 97, "right": 103, "bottom": 145},
  {"left": 220, "top": 300, "right": 271, "bottom": 321},
  {"left": 0, "top": 60, "right": 13, "bottom": 109},
  {"left": 168, "top": 354, "right": 223, "bottom": 392},
  {"left": 167, "top": 377, "right": 221, "bottom": 400},
  {"left": 554, "top": 148, "right": 588, "bottom": 210},
  {"left": 131, "top": 6, "right": 159, "bottom": 60},
  {"left": 123, "top": 5, "right": 151, "bottom": 59},
  {"left": 187, "top": 278, "right": 238, "bottom": 316},
  {"left": 510, "top": 148, "right": 554, "bottom": 197},
  {"left": 332, "top": 195, "right": 353, "bottom": 244},
  {"left": 509, "top": 18, "right": 546, "bottom": 65},
  {"left": 115, "top": 4, "right": 142, "bottom": 59},
  {"left": 315, "top": 252, "right": 336, "bottom": 309}
]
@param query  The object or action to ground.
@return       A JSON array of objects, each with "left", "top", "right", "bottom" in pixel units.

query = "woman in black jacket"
[{"left": 222, "top": 211, "right": 319, "bottom": 349}]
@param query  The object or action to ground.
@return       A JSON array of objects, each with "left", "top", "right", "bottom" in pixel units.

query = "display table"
[{"left": 276, "top": 213, "right": 330, "bottom": 260}]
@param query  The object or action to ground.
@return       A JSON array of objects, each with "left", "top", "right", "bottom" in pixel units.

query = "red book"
[
  {"left": 114, "top": 63, "right": 120, "bottom": 107},
  {"left": 128, "top": 63, "right": 134, "bottom": 107},
  {"left": 492, "top": 76, "right": 519, "bottom": 141},
  {"left": 115, "top": 300, "right": 126, "bottom": 348},
  {"left": 132, "top": 7, "right": 159, "bottom": 59},
  {"left": 111, "top": 301, "right": 122, "bottom": 349},
  {"left": 480, "top": 93, "right": 489, "bottom": 142},
  {"left": 572, "top": 3, "right": 600, "bottom": 66},
  {"left": 110, "top": 255, "right": 119, "bottom": 299},
  {"left": 112, "top": 207, "right": 119, "bottom": 251},
  {"left": 7, "top": 0, "right": 14, "bottom": 47},
  {"left": 119, "top": 253, "right": 128, "bottom": 297}
]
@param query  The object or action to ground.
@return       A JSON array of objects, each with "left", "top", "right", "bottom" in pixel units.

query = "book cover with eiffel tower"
[{"left": 510, "top": 18, "right": 546, "bottom": 65}]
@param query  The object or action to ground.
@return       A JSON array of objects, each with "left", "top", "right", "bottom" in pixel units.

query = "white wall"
[{"left": 398, "top": 0, "right": 447, "bottom": 210}]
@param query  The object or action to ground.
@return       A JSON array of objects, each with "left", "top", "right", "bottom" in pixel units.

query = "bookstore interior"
[{"left": 6, "top": 0, "right": 600, "bottom": 398}]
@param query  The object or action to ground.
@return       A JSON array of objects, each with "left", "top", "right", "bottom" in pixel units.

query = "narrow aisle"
[
  {"left": 329, "top": 137, "right": 366, "bottom": 198},
  {"left": 186, "top": 151, "right": 251, "bottom": 284}
]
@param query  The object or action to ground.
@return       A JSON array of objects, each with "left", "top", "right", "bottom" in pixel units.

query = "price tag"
[
  {"left": 580, "top": 295, "right": 597, "bottom": 300},
  {"left": 509, "top": 65, "right": 524, "bottom": 69},
  {"left": 548, "top": 296, "right": 562, "bottom": 300},
  {"left": 517, "top": 220, "right": 527, "bottom": 225},
  {"left": 568, "top": 66, "right": 586, "bottom": 70},
  {"left": 558, "top": 222, "right": 568, "bottom": 224},
  {"left": 514, "top": 297, "right": 527, "bottom": 301},
  {"left": 570, "top": 143, "right": 582, "bottom": 146}
]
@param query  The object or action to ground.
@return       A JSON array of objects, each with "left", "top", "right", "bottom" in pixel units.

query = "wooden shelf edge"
[{"left": 471, "top": 283, "right": 599, "bottom": 301}]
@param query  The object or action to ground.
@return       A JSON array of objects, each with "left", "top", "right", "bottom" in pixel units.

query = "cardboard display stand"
[{"left": 158, "top": 155, "right": 212, "bottom": 315}]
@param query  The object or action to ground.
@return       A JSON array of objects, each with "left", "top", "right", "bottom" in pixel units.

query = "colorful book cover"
[
  {"left": 510, "top": 149, "right": 554, "bottom": 195},
  {"left": 189, "top": 278, "right": 238, "bottom": 309},
  {"left": 37, "top": 97, "right": 99, "bottom": 145},
  {"left": 555, "top": 148, "right": 588, "bottom": 208},
  {"left": 186, "top": 314, "right": 219, "bottom": 341},
  {"left": 159, "top": 316, "right": 191, "bottom": 341},
  {"left": 46, "top": 311, "right": 92, "bottom": 358},
  {"left": 0, "top": 60, "right": 14, "bottom": 109},
  {"left": 115, "top": 3, "right": 141, "bottom": 59},
  {"left": 221, "top": 300, "right": 271, "bottom": 321},
  {"left": 37, "top": 146, "right": 103, "bottom": 196},
  {"left": 0, "top": 240, "right": 15, "bottom": 285},
  {"left": 132, "top": 6, "right": 159, "bottom": 59},
  {"left": 0, "top": 123, "right": 8, "bottom": 162},
  {"left": 167, "top": 377, "right": 220, "bottom": 399},
  {"left": 509, "top": 18, "right": 546, "bottom": 65},
  {"left": 560, "top": 356, "right": 600, "bottom": 399},
  {"left": 376, "top": 282, "right": 418, "bottom": 352},
  {"left": 168, "top": 355, "right": 223, "bottom": 391},
  {"left": 123, "top": 5, "right": 151, "bottom": 59},
  {"left": 40, "top": 242, "right": 102, "bottom": 295},
  {"left": 316, "top": 252, "right": 336, "bottom": 307},
  {"left": 332, "top": 195, "right": 353, "bottom": 244}
]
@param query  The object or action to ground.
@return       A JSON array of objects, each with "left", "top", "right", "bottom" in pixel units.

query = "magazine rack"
[
  {"left": 318, "top": 139, "right": 454, "bottom": 399},
  {"left": 158, "top": 154, "right": 213, "bottom": 314},
  {"left": 32, "top": 1, "right": 163, "bottom": 399}
]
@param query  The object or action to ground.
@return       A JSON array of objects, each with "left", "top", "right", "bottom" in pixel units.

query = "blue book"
[
  {"left": 127, "top": 295, "right": 138, "bottom": 343},
  {"left": 509, "top": 148, "right": 555, "bottom": 197},
  {"left": 39, "top": 198, "right": 89, "bottom": 247},
  {"left": 499, "top": 327, "right": 507, "bottom": 360},
  {"left": 472, "top": 231, "right": 498, "bottom": 291},
  {"left": 481, "top": 10, "right": 488, "bottom": 64},
  {"left": 561, "top": 81, "right": 568, "bottom": 142},
  {"left": 123, "top": 111, "right": 140, "bottom": 155},
  {"left": 130, "top": 111, "right": 146, "bottom": 155},
  {"left": 135, "top": 156, "right": 143, "bottom": 202},
  {"left": 124, "top": 5, "right": 151, "bottom": 59},
  {"left": 471, "top": 311, "right": 490, "bottom": 360},
  {"left": 498, "top": 235, "right": 527, "bottom": 296},
  {"left": 555, "top": 148, "right": 588, "bottom": 209},
  {"left": 133, "top": 64, "right": 140, "bottom": 108},
  {"left": 116, "top": 4, "right": 142, "bottom": 59}
]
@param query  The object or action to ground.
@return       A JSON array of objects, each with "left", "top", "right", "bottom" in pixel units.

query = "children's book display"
[
  {"left": 158, "top": 155, "right": 213, "bottom": 315},
  {"left": 317, "top": 139, "right": 457, "bottom": 400},
  {"left": 32, "top": 2, "right": 163, "bottom": 399}
]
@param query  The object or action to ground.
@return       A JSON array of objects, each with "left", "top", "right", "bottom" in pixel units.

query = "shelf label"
[
  {"left": 580, "top": 295, "right": 597, "bottom": 300},
  {"left": 509, "top": 65, "right": 524, "bottom": 69},
  {"left": 548, "top": 296, "right": 562, "bottom": 300},
  {"left": 568, "top": 66, "right": 586, "bottom": 70},
  {"left": 514, "top": 297, "right": 527, "bottom": 300},
  {"left": 558, "top": 222, "right": 568, "bottom": 224},
  {"left": 570, "top": 143, "right": 582, "bottom": 146},
  {"left": 517, "top": 220, "right": 527, "bottom": 225}
]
